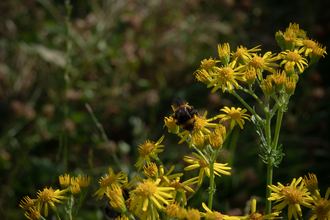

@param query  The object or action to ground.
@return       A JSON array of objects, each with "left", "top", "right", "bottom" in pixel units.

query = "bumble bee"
[
  {"left": 171, "top": 98, "right": 199, "bottom": 131},
  {"left": 88, "top": 188, "right": 130, "bottom": 219}
]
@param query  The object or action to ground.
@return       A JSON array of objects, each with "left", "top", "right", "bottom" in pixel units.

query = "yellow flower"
[
  {"left": 19, "top": 196, "right": 35, "bottom": 211},
  {"left": 76, "top": 174, "right": 91, "bottom": 188},
  {"left": 285, "top": 75, "right": 296, "bottom": 95},
  {"left": 168, "top": 177, "right": 198, "bottom": 205},
  {"left": 268, "top": 177, "right": 313, "bottom": 220},
  {"left": 246, "top": 52, "right": 279, "bottom": 80},
  {"left": 218, "top": 43, "right": 231, "bottom": 64},
  {"left": 303, "top": 173, "right": 319, "bottom": 194},
  {"left": 194, "top": 68, "right": 211, "bottom": 84},
  {"left": 207, "top": 59, "right": 246, "bottom": 93},
  {"left": 135, "top": 135, "right": 165, "bottom": 170},
  {"left": 178, "top": 111, "right": 220, "bottom": 147},
  {"left": 200, "top": 202, "right": 240, "bottom": 220},
  {"left": 177, "top": 207, "right": 188, "bottom": 219},
  {"left": 186, "top": 207, "right": 201, "bottom": 220},
  {"left": 129, "top": 178, "right": 174, "bottom": 213},
  {"left": 143, "top": 162, "right": 158, "bottom": 178},
  {"left": 239, "top": 199, "right": 281, "bottom": 220},
  {"left": 209, "top": 124, "right": 226, "bottom": 148},
  {"left": 218, "top": 107, "right": 251, "bottom": 129},
  {"left": 262, "top": 75, "right": 275, "bottom": 95},
  {"left": 310, "top": 188, "right": 330, "bottom": 220},
  {"left": 70, "top": 178, "right": 81, "bottom": 194},
  {"left": 295, "top": 37, "right": 317, "bottom": 56},
  {"left": 200, "top": 57, "right": 221, "bottom": 73},
  {"left": 105, "top": 184, "right": 126, "bottom": 212},
  {"left": 309, "top": 43, "right": 327, "bottom": 65},
  {"left": 279, "top": 49, "right": 308, "bottom": 74},
  {"left": 231, "top": 45, "right": 261, "bottom": 64},
  {"left": 245, "top": 66, "right": 257, "bottom": 85},
  {"left": 184, "top": 152, "right": 231, "bottom": 185},
  {"left": 164, "top": 116, "right": 179, "bottom": 134},
  {"left": 93, "top": 167, "right": 127, "bottom": 199},
  {"left": 59, "top": 174, "right": 71, "bottom": 188},
  {"left": 25, "top": 207, "right": 41, "bottom": 220},
  {"left": 35, "top": 187, "right": 69, "bottom": 217},
  {"left": 166, "top": 201, "right": 180, "bottom": 217}
]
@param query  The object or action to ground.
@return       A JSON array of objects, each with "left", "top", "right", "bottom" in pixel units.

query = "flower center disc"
[
  {"left": 287, "top": 51, "right": 301, "bottom": 62},
  {"left": 228, "top": 110, "right": 241, "bottom": 119},
  {"left": 249, "top": 56, "right": 264, "bottom": 68}
]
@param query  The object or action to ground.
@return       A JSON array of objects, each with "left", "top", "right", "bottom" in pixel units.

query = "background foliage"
[{"left": 0, "top": 0, "right": 329, "bottom": 219}]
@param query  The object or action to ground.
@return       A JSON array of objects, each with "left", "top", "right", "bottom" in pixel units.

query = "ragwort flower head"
[
  {"left": 268, "top": 177, "right": 313, "bottom": 220},
  {"left": 218, "top": 106, "right": 251, "bottom": 129},
  {"left": 279, "top": 49, "right": 308, "bottom": 74},
  {"left": 218, "top": 43, "right": 231, "bottom": 65},
  {"left": 93, "top": 167, "right": 127, "bottom": 198},
  {"left": 231, "top": 45, "right": 261, "bottom": 65},
  {"left": 295, "top": 37, "right": 317, "bottom": 57},
  {"left": 207, "top": 59, "right": 246, "bottom": 93},
  {"left": 129, "top": 178, "right": 174, "bottom": 213},
  {"left": 19, "top": 196, "right": 35, "bottom": 211},
  {"left": 168, "top": 176, "right": 197, "bottom": 205},
  {"left": 184, "top": 152, "right": 231, "bottom": 185},
  {"left": 35, "top": 186, "right": 69, "bottom": 217},
  {"left": 310, "top": 188, "right": 330, "bottom": 220},
  {"left": 135, "top": 135, "right": 165, "bottom": 170},
  {"left": 25, "top": 207, "right": 41, "bottom": 220},
  {"left": 246, "top": 52, "right": 279, "bottom": 80}
]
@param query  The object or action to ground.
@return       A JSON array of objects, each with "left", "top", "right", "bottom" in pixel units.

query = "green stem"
[
  {"left": 124, "top": 209, "right": 136, "bottom": 220},
  {"left": 232, "top": 90, "right": 263, "bottom": 126},
  {"left": 265, "top": 157, "right": 273, "bottom": 215},
  {"left": 207, "top": 161, "right": 215, "bottom": 210},
  {"left": 272, "top": 108, "right": 284, "bottom": 150},
  {"left": 150, "top": 200, "right": 155, "bottom": 220},
  {"left": 239, "top": 85, "right": 266, "bottom": 112},
  {"left": 54, "top": 210, "right": 62, "bottom": 220},
  {"left": 85, "top": 103, "right": 124, "bottom": 171}
]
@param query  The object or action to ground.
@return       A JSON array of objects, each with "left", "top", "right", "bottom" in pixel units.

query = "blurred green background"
[{"left": 1, "top": 0, "right": 329, "bottom": 219}]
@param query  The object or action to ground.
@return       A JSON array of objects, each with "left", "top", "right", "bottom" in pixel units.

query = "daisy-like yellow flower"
[
  {"left": 186, "top": 207, "right": 201, "bottom": 220},
  {"left": 207, "top": 59, "right": 246, "bottom": 93},
  {"left": 246, "top": 52, "right": 279, "bottom": 80},
  {"left": 164, "top": 116, "right": 179, "bottom": 134},
  {"left": 166, "top": 201, "right": 180, "bottom": 217},
  {"left": 239, "top": 199, "right": 281, "bottom": 220},
  {"left": 93, "top": 167, "right": 127, "bottom": 199},
  {"left": 184, "top": 152, "right": 231, "bottom": 185},
  {"left": 129, "top": 178, "right": 174, "bottom": 213},
  {"left": 309, "top": 43, "right": 327, "bottom": 65},
  {"left": 218, "top": 43, "right": 231, "bottom": 64},
  {"left": 310, "top": 187, "right": 330, "bottom": 220},
  {"left": 178, "top": 111, "right": 220, "bottom": 147},
  {"left": 199, "top": 57, "right": 221, "bottom": 74},
  {"left": 279, "top": 48, "right": 308, "bottom": 74},
  {"left": 303, "top": 173, "right": 319, "bottom": 195},
  {"left": 200, "top": 202, "right": 240, "bottom": 220},
  {"left": 35, "top": 186, "right": 70, "bottom": 217},
  {"left": 177, "top": 207, "right": 188, "bottom": 219},
  {"left": 59, "top": 174, "right": 71, "bottom": 188},
  {"left": 25, "top": 207, "right": 41, "bottom": 220},
  {"left": 231, "top": 45, "right": 261, "bottom": 64},
  {"left": 285, "top": 76, "right": 296, "bottom": 95},
  {"left": 194, "top": 68, "right": 212, "bottom": 84},
  {"left": 70, "top": 178, "right": 81, "bottom": 195},
  {"left": 245, "top": 66, "right": 257, "bottom": 85},
  {"left": 209, "top": 124, "right": 226, "bottom": 148},
  {"left": 218, "top": 106, "right": 251, "bottom": 129},
  {"left": 295, "top": 37, "right": 317, "bottom": 57},
  {"left": 143, "top": 162, "right": 158, "bottom": 178},
  {"left": 134, "top": 135, "right": 165, "bottom": 171},
  {"left": 168, "top": 176, "right": 198, "bottom": 205},
  {"left": 75, "top": 174, "right": 91, "bottom": 188},
  {"left": 19, "top": 196, "right": 35, "bottom": 211},
  {"left": 105, "top": 184, "right": 126, "bottom": 212},
  {"left": 268, "top": 177, "right": 313, "bottom": 220}
]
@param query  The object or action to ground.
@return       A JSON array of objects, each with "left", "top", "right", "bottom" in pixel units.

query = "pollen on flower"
[
  {"left": 286, "top": 51, "right": 302, "bottom": 62},
  {"left": 249, "top": 212, "right": 263, "bottom": 220},
  {"left": 282, "top": 186, "right": 303, "bottom": 204},
  {"left": 249, "top": 55, "right": 265, "bottom": 69},
  {"left": 138, "top": 140, "right": 155, "bottom": 157},
  {"left": 228, "top": 109, "right": 241, "bottom": 119},
  {"left": 166, "top": 202, "right": 180, "bottom": 217},
  {"left": 136, "top": 179, "right": 157, "bottom": 196},
  {"left": 38, "top": 187, "right": 55, "bottom": 202},
  {"left": 186, "top": 207, "right": 201, "bottom": 220},
  {"left": 193, "top": 115, "right": 206, "bottom": 131},
  {"left": 169, "top": 181, "right": 182, "bottom": 191},
  {"left": 214, "top": 211, "right": 223, "bottom": 220},
  {"left": 25, "top": 207, "right": 41, "bottom": 220},
  {"left": 219, "top": 67, "right": 234, "bottom": 80},
  {"left": 313, "top": 198, "right": 330, "bottom": 220},
  {"left": 201, "top": 57, "right": 218, "bottom": 70}
]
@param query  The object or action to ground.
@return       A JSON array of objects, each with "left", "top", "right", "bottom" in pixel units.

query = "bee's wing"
[
  {"left": 87, "top": 195, "right": 109, "bottom": 206},
  {"left": 172, "top": 98, "right": 185, "bottom": 108}
]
